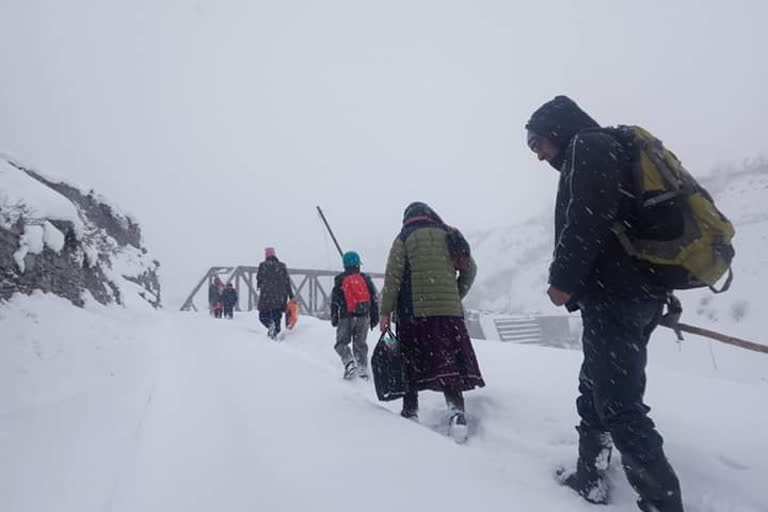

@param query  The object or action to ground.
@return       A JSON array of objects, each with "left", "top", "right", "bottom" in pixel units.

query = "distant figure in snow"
[
  {"left": 330, "top": 251, "right": 379, "bottom": 380},
  {"left": 379, "top": 202, "right": 483, "bottom": 444},
  {"left": 257, "top": 247, "right": 294, "bottom": 339},
  {"left": 526, "top": 95, "right": 683, "bottom": 511},
  {"left": 220, "top": 283, "right": 238, "bottom": 319},
  {"left": 208, "top": 276, "right": 224, "bottom": 317}
]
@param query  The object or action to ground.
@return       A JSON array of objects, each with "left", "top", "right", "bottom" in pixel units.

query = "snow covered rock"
[{"left": 0, "top": 155, "right": 160, "bottom": 308}]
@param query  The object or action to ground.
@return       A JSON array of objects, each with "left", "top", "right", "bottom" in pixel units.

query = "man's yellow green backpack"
[{"left": 608, "top": 125, "right": 735, "bottom": 293}]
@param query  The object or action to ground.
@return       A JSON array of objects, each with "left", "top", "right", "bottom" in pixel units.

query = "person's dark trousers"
[
  {"left": 223, "top": 306, "right": 234, "bottom": 319},
  {"left": 259, "top": 308, "right": 284, "bottom": 333},
  {"left": 401, "top": 388, "right": 464, "bottom": 418},
  {"left": 577, "top": 293, "right": 683, "bottom": 511}
]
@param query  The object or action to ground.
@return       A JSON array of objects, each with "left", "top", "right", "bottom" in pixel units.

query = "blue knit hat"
[{"left": 342, "top": 251, "right": 360, "bottom": 268}]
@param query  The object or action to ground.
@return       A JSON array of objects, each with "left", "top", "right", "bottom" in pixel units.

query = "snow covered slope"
[
  {"left": 1, "top": 294, "right": 766, "bottom": 512},
  {"left": 465, "top": 220, "right": 553, "bottom": 314},
  {"left": 0, "top": 155, "right": 160, "bottom": 308}
]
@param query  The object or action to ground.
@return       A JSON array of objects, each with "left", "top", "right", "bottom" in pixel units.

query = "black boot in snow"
[
  {"left": 622, "top": 455, "right": 684, "bottom": 512},
  {"left": 556, "top": 466, "right": 609, "bottom": 505},
  {"left": 556, "top": 427, "right": 613, "bottom": 504},
  {"left": 400, "top": 391, "right": 418, "bottom": 421}
]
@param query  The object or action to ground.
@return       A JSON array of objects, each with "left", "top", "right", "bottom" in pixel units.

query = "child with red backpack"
[{"left": 330, "top": 251, "right": 379, "bottom": 380}]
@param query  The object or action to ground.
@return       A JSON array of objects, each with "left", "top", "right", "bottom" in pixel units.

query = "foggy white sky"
[{"left": 1, "top": 1, "right": 767, "bottom": 305}]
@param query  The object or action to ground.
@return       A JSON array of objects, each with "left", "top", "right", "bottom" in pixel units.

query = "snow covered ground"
[{"left": 2, "top": 292, "right": 767, "bottom": 512}]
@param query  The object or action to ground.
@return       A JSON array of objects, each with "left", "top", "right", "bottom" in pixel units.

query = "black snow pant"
[
  {"left": 402, "top": 388, "right": 465, "bottom": 417},
  {"left": 259, "top": 308, "right": 284, "bottom": 333},
  {"left": 577, "top": 293, "right": 683, "bottom": 511},
  {"left": 223, "top": 305, "right": 234, "bottom": 319}
]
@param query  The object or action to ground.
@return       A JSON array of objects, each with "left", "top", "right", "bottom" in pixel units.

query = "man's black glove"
[{"left": 660, "top": 293, "right": 684, "bottom": 341}]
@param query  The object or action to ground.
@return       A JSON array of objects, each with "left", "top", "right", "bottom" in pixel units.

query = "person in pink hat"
[
  {"left": 208, "top": 276, "right": 224, "bottom": 317},
  {"left": 256, "top": 247, "right": 294, "bottom": 339}
]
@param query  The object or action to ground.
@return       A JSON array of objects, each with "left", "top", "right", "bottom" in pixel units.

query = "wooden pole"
[
  {"left": 316, "top": 206, "right": 344, "bottom": 258},
  {"left": 669, "top": 322, "right": 768, "bottom": 355}
]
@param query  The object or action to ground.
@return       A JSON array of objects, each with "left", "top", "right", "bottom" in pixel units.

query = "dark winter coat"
[
  {"left": 525, "top": 96, "right": 668, "bottom": 307},
  {"left": 330, "top": 268, "right": 379, "bottom": 327},
  {"left": 257, "top": 256, "right": 294, "bottom": 310},
  {"left": 220, "top": 287, "right": 238, "bottom": 308},
  {"left": 380, "top": 204, "right": 477, "bottom": 319}
]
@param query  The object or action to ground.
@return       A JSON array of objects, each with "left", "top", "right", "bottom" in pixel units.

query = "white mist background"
[{"left": 1, "top": 1, "right": 766, "bottom": 306}]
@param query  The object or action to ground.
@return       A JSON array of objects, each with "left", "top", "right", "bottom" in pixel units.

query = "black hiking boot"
[
  {"left": 401, "top": 391, "right": 418, "bottom": 421},
  {"left": 400, "top": 391, "right": 419, "bottom": 423},
  {"left": 623, "top": 455, "right": 684, "bottom": 512},
  {"left": 557, "top": 427, "right": 613, "bottom": 504},
  {"left": 556, "top": 466, "right": 609, "bottom": 505}
]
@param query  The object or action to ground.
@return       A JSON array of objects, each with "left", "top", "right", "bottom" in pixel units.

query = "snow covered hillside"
[
  {"left": 1, "top": 294, "right": 766, "bottom": 512},
  {"left": 0, "top": 155, "right": 160, "bottom": 308},
  {"left": 465, "top": 220, "right": 553, "bottom": 314}
]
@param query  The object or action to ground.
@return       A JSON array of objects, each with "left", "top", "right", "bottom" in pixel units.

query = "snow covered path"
[
  {"left": 2, "top": 294, "right": 767, "bottom": 511},
  {"left": 108, "top": 314, "right": 528, "bottom": 512}
]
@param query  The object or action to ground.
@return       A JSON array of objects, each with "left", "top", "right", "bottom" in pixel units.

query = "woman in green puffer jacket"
[{"left": 379, "top": 202, "right": 485, "bottom": 442}]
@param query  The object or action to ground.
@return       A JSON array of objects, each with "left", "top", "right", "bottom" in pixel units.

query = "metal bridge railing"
[{"left": 180, "top": 266, "right": 384, "bottom": 318}]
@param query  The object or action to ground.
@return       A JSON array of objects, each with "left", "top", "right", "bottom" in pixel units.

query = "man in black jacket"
[
  {"left": 526, "top": 96, "right": 683, "bottom": 512},
  {"left": 331, "top": 251, "right": 378, "bottom": 380},
  {"left": 220, "top": 283, "right": 238, "bottom": 319},
  {"left": 257, "top": 247, "right": 294, "bottom": 339}
]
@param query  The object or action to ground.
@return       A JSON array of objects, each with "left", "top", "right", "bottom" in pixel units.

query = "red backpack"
[{"left": 341, "top": 274, "right": 371, "bottom": 314}]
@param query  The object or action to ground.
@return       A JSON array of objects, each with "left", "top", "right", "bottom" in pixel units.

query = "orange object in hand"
[{"left": 285, "top": 300, "right": 299, "bottom": 329}]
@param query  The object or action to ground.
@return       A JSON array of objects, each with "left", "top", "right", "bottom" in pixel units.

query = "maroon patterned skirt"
[{"left": 397, "top": 316, "right": 485, "bottom": 393}]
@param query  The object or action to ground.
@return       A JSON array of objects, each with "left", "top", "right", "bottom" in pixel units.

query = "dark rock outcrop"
[{"left": 0, "top": 156, "right": 161, "bottom": 308}]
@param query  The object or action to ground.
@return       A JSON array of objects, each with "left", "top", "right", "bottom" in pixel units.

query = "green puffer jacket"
[{"left": 380, "top": 226, "right": 477, "bottom": 318}]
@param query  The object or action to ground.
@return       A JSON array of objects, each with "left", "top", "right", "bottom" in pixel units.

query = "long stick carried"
[
  {"left": 316, "top": 206, "right": 344, "bottom": 258},
  {"left": 659, "top": 295, "right": 767, "bottom": 355},
  {"left": 661, "top": 321, "right": 768, "bottom": 355}
]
